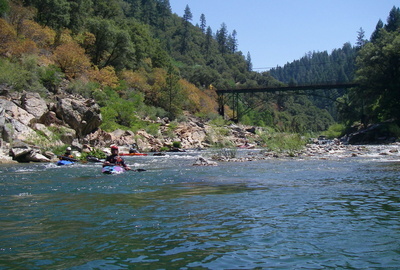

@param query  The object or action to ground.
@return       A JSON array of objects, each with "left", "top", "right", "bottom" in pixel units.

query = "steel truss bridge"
[{"left": 216, "top": 83, "right": 359, "bottom": 122}]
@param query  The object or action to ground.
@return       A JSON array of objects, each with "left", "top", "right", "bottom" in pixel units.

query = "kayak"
[
  {"left": 102, "top": 165, "right": 125, "bottom": 174},
  {"left": 120, "top": 153, "right": 148, "bottom": 156},
  {"left": 56, "top": 160, "right": 75, "bottom": 166}
]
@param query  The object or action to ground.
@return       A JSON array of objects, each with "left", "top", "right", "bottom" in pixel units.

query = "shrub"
[
  {"left": 173, "top": 141, "right": 181, "bottom": 148},
  {"left": 322, "top": 123, "right": 346, "bottom": 139}
]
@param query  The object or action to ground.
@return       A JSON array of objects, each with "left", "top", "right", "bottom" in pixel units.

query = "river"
[{"left": 1, "top": 148, "right": 400, "bottom": 269}]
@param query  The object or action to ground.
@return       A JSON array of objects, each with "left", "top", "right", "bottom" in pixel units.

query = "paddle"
[
  {"left": 57, "top": 155, "right": 79, "bottom": 162},
  {"left": 103, "top": 162, "right": 146, "bottom": 172},
  {"left": 86, "top": 155, "right": 104, "bottom": 163}
]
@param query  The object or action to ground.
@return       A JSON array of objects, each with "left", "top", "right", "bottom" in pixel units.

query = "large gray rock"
[
  {"left": 0, "top": 99, "right": 35, "bottom": 126},
  {"left": 55, "top": 97, "right": 102, "bottom": 137},
  {"left": 20, "top": 92, "right": 48, "bottom": 119}
]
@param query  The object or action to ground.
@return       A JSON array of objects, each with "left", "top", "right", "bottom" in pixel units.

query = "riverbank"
[{"left": 1, "top": 89, "right": 399, "bottom": 164}]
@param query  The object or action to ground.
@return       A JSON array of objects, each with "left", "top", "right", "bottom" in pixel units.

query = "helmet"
[
  {"left": 66, "top": 147, "right": 72, "bottom": 151},
  {"left": 111, "top": 145, "right": 119, "bottom": 150}
]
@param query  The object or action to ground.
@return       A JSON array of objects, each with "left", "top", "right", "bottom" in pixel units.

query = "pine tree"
[
  {"left": 216, "top": 23, "right": 228, "bottom": 54},
  {"left": 227, "top": 29, "right": 238, "bottom": 53},
  {"left": 180, "top": 4, "right": 192, "bottom": 54},
  {"left": 246, "top": 52, "right": 252, "bottom": 72},
  {"left": 385, "top": 6, "right": 400, "bottom": 32},
  {"left": 200, "top": 13, "right": 206, "bottom": 33},
  {"left": 356, "top": 27, "right": 367, "bottom": 49},
  {"left": 370, "top": 19, "right": 384, "bottom": 42}
]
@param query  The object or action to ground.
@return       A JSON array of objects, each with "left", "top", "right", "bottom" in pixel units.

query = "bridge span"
[{"left": 216, "top": 83, "right": 359, "bottom": 122}]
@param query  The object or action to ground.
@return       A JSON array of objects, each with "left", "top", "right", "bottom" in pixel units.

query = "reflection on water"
[{"left": 1, "top": 150, "right": 400, "bottom": 269}]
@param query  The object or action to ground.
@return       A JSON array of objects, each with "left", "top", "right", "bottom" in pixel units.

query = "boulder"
[
  {"left": 11, "top": 118, "right": 37, "bottom": 141},
  {"left": 26, "top": 151, "right": 51, "bottom": 162},
  {"left": 9, "top": 141, "right": 32, "bottom": 160},
  {"left": 20, "top": 92, "right": 48, "bottom": 119},
  {"left": 193, "top": 156, "right": 218, "bottom": 166},
  {"left": 0, "top": 99, "right": 35, "bottom": 126},
  {"left": 55, "top": 96, "right": 102, "bottom": 137}
]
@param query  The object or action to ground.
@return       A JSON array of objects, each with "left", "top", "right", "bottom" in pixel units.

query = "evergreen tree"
[
  {"left": 216, "top": 23, "right": 228, "bottom": 54},
  {"left": 227, "top": 29, "right": 238, "bottom": 53},
  {"left": 32, "top": 0, "right": 71, "bottom": 30},
  {"left": 385, "top": 6, "right": 400, "bottom": 32},
  {"left": 68, "top": 0, "right": 93, "bottom": 32},
  {"left": 355, "top": 29, "right": 400, "bottom": 125},
  {"left": 370, "top": 19, "right": 384, "bottom": 42},
  {"left": 156, "top": 0, "right": 171, "bottom": 30},
  {"left": 246, "top": 52, "right": 252, "bottom": 72},
  {"left": 204, "top": 26, "right": 213, "bottom": 56},
  {"left": 356, "top": 27, "right": 367, "bottom": 49},
  {"left": 180, "top": 4, "right": 192, "bottom": 54},
  {"left": 200, "top": 13, "right": 206, "bottom": 33}
]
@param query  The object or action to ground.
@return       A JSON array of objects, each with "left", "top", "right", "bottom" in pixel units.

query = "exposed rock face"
[
  {"left": 0, "top": 87, "right": 103, "bottom": 162},
  {"left": 21, "top": 92, "right": 48, "bottom": 119},
  {"left": 55, "top": 97, "right": 102, "bottom": 137}
]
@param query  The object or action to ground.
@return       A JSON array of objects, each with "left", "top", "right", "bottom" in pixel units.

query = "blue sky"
[{"left": 169, "top": 0, "right": 399, "bottom": 71}]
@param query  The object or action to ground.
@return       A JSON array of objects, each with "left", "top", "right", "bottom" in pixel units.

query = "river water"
[{"left": 1, "top": 148, "right": 400, "bottom": 269}]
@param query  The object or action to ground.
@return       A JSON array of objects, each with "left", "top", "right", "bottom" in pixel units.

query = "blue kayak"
[
  {"left": 102, "top": 165, "right": 125, "bottom": 174},
  {"left": 56, "top": 160, "right": 75, "bottom": 166}
]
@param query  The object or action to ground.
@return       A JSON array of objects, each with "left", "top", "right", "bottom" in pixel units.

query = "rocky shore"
[
  {"left": 0, "top": 88, "right": 263, "bottom": 163},
  {"left": 1, "top": 87, "right": 399, "bottom": 164}
]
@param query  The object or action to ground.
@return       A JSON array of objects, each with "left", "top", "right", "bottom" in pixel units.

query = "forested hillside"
[{"left": 1, "top": 0, "right": 399, "bottom": 135}]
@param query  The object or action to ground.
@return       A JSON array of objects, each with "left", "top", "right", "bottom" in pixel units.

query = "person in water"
[
  {"left": 103, "top": 145, "right": 131, "bottom": 170},
  {"left": 129, "top": 143, "right": 139, "bottom": 154},
  {"left": 60, "top": 147, "right": 74, "bottom": 160}
]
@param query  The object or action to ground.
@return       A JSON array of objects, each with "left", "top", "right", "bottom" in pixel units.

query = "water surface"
[{"left": 1, "top": 150, "right": 400, "bottom": 269}]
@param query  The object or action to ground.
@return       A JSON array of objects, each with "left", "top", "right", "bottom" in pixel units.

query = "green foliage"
[
  {"left": 354, "top": 29, "right": 400, "bottom": 125},
  {"left": 0, "top": 0, "right": 9, "bottom": 17},
  {"left": 0, "top": 57, "right": 46, "bottom": 93},
  {"left": 79, "top": 148, "right": 106, "bottom": 161},
  {"left": 322, "top": 123, "right": 346, "bottom": 139},
  {"left": 39, "top": 65, "right": 63, "bottom": 93},
  {"left": 8, "top": 1, "right": 400, "bottom": 136},
  {"left": 257, "top": 129, "right": 306, "bottom": 156},
  {"left": 209, "top": 115, "right": 231, "bottom": 127},
  {"left": 172, "top": 141, "right": 181, "bottom": 148}
]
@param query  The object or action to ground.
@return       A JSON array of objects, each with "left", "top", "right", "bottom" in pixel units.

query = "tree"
[
  {"left": 67, "top": 0, "right": 93, "bottom": 32},
  {"left": 227, "top": 29, "right": 238, "bottom": 53},
  {"left": 216, "top": 23, "right": 228, "bottom": 54},
  {"left": 163, "top": 65, "right": 183, "bottom": 118},
  {"left": 86, "top": 18, "right": 135, "bottom": 69},
  {"left": 156, "top": 0, "right": 171, "bottom": 30},
  {"left": 200, "top": 13, "right": 206, "bottom": 33},
  {"left": 356, "top": 27, "right": 367, "bottom": 49},
  {"left": 370, "top": 19, "right": 384, "bottom": 42},
  {"left": 385, "top": 6, "right": 400, "bottom": 32},
  {"left": 354, "top": 29, "right": 400, "bottom": 124},
  {"left": 32, "top": 0, "right": 71, "bottom": 30},
  {"left": 0, "top": 0, "right": 9, "bottom": 17},
  {"left": 204, "top": 26, "right": 213, "bottom": 56},
  {"left": 180, "top": 4, "right": 192, "bottom": 54},
  {"left": 53, "top": 41, "right": 91, "bottom": 78},
  {"left": 246, "top": 52, "right": 252, "bottom": 72}
]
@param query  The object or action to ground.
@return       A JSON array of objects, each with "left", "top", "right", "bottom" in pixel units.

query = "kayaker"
[
  {"left": 103, "top": 145, "right": 131, "bottom": 170},
  {"left": 60, "top": 147, "right": 74, "bottom": 159},
  {"left": 129, "top": 143, "right": 139, "bottom": 154}
]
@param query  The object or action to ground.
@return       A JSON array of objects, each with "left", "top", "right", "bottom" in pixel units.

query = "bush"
[
  {"left": 258, "top": 129, "right": 306, "bottom": 156},
  {"left": 322, "top": 123, "right": 346, "bottom": 139},
  {"left": 173, "top": 141, "right": 181, "bottom": 148}
]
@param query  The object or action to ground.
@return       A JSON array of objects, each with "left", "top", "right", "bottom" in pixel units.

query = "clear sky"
[{"left": 169, "top": 0, "right": 399, "bottom": 71}]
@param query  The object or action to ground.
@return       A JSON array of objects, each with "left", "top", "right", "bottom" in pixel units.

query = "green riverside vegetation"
[{"left": 1, "top": 1, "right": 400, "bottom": 145}]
